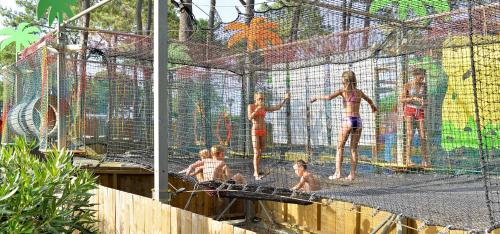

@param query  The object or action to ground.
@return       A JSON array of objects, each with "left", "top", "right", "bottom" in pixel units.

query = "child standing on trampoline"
[
  {"left": 311, "top": 71, "right": 377, "bottom": 181},
  {"left": 248, "top": 92, "right": 290, "bottom": 180},
  {"left": 400, "top": 68, "right": 429, "bottom": 167}
]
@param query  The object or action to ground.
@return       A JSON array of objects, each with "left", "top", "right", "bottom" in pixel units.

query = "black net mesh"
[{"left": 1, "top": 0, "right": 499, "bottom": 231}]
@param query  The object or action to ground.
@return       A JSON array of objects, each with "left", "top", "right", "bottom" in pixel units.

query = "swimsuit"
[
  {"left": 344, "top": 90, "right": 362, "bottom": 128},
  {"left": 404, "top": 105, "right": 425, "bottom": 120},
  {"left": 253, "top": 129, "right": 266, "bottom": 136},
  {"left": 404, "top": 85, "right": 425, "bottom": 120},
  {"left": 345, "top": 116, "right": 362, "bottom": 129},
  {"left": 253, "top": 108, "right": 267, "bottom": 137}
]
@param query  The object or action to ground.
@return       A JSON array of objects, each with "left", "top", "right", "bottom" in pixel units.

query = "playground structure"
[{"left": 1, "top": 0, "right": 500, "bottom": 232}]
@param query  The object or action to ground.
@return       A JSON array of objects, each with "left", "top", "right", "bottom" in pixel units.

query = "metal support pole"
[
  {"left": 56, "top": 23, "right": 67, "bottom": 150},
  {"left": 215, "top": 198, "right": 238, "bottom": 221},
  {"left": 153, "top": 0, "right": 170, "bottom": 202},
  {"left": 258, "top": 200, "right": 275, "bottom": 225}
]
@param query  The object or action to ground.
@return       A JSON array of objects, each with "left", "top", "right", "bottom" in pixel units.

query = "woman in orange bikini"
[
  {"left": 248, "top": 92, "right": 290, "bottom": 180},
  {"left": 400, "top": 68, "right": 429, "bottom": 167},
  {"left": 311, "top": 71, "right": 377, "bottom": 181}
]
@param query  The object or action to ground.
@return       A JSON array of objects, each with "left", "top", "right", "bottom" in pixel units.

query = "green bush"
[{"left": 0, "top": 138, "right": 98, "bottom": 233}]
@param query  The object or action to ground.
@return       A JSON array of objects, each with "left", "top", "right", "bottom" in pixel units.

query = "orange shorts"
[
  {"left": 404, "top": 106, "right": 425, "bottom": 120},
  {"left": 253, "top": 129, "right": 266, "bottom": 137}
]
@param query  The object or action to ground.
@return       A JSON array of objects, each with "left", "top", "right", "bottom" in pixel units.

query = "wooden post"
[{"left": 153, "top": 0, "right": 170, "bottom": 202}]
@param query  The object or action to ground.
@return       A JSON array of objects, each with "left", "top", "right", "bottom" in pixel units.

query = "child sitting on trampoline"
[
  {"left": 311, "top": 71, "right": 377, "bottom": 181},
  {"left": 292, "top": 160, "right": 320, "bottom": 192},
  {"left": 187, "top": 145, "right": 246, "bottom": 184},
  {"left": 180, "top": 149, "right": 211, "bottom": 182}
]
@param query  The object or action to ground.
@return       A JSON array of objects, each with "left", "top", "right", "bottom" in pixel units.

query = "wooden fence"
[{"left": 91, "top": 185, "right": 256, "bottom": 234}]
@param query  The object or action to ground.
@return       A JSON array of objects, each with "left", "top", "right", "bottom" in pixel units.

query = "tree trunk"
[
  {"left": 243, "top": 0, "right": 255, "bottom": 154},
  {"left": 176, "top": 0, "right": 195, "bottom": 146},
  {"left": 76, "top": 0, "right": 90, "bottom": 143},
  {"left": 363, "top": 0, "right": 371, "bottom": 47},
  {"left": 179, "top": 0, "right": 193, "bottom": 41},
  {"left": 146, "top": 0, "right": 153, "bottom": 35},
  {"left": 203, "top": 0, "right": 216, "bottom": 148},
  {"left": 134, "top": 0, "right": 144, "bottom": 145},
  {"left": 340, "top": 0, "right": 352, "bottom": 51}
]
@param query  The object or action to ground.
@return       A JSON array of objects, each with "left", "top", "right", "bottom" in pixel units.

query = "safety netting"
[{"left": 2, "top": 0, "right": 499, "bottom": 231}]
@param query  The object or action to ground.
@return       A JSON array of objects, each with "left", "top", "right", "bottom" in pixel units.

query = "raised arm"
[
  {"left": 189, "top": 166, "right": 203, "bottom": 176},
  {"left": 248, "top": 104, "right": 262, "bottom": 120},
  {"left": 310, "top": 89, "right": 342, "bottom": 103},
  {"left": 292, "top": 176, "right": 306, "bottom": 190},
  {"left": 400, "top": 84, "right": 413, "bottom": 104},
  {"left": 266, "top": 93, "right": 290, "bottom": 112},
  {"left": 185, "top": 160, "right": 204, "bottom": 176},
  {"left": 360, "top": 90, "right": 378, "bottom": 112}
]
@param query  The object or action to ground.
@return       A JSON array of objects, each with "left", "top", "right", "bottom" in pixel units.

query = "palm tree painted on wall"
[
  {"left": 369, "top": 0, "right": 450, "bottom": 20},
  {"left": 225, "top": 17, "right": 283, "bottom": 52},
  {"left": 36, "top": 0, "right": 78, "bottom": 26},
  {"left": 0, "top": 23, "right": 40, "bottom": 53}
]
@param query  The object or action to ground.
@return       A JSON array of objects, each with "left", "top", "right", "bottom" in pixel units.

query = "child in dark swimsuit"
[{"left": 311, "top": 71, "right": 377, "bottom": 181}]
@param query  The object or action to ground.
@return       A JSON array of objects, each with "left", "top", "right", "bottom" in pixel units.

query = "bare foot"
[
  {"left": 346, "top": 174, "right": 355, "bottom": 181},
  {"left": 328, "top": 172, "right": 341, "bottom": 180}
]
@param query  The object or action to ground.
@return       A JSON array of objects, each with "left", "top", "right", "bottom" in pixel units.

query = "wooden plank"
[
  {"left": 233, "top": 226, "right": 247, "bottom": 234},
  {"left": 264, "top": 201, "right": 286, "bottom": 223},
  {"left": 151, "top": 200, "right": 162, "bottom": 234},
  {"left": 221, "top": 222, "right": 234, "bottom": 234},
  {"left": 207, "top": 218, "right": 222, "bottom": 234},
  {"left": 170, "top": 206, "right": 181, "bottom": 234},
  {"left": 335, "top": 201, "right": 345, "bottom": 234},
  {"left": 320, "top": 200, "right": 336, "bottom": 234},
  {"left": 91, "top": 188, "right": 99, "bottom": 231},
  {"left": 133, "top": 194, "right": 145, "bottom": 233},
  {"left": 161, "top": 204, "right": 171, "bottom": 234},
  {"left": 180, "top": 209, "right": 192, "bottom": 234},
  {"left": 192, "top": 211, "right": 208, "bottom": 234},
  {"left": 98, "top": 186, "right": 105, "bottom": 233},
  {"left": 359, "top": 206, "right": 374, "bottom": 234},
  {"left": 144, "top": 197, "right": 154, "bottom": 234},
  {"left": 119, "top": 191, "right": 131, "bottom": 234},
  {"left": 344, "top": 202, "right": 360, "bottom": 234},
  {"left": 109, "top": 187, "right": 117, "bottom": 233}
]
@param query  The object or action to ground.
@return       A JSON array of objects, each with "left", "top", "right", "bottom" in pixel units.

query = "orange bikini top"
[{"left": 254, "top": 109, "right": 266, "bottom": 117}]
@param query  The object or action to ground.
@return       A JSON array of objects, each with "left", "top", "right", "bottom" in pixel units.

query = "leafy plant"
[
  {"left": 0, "top": 138, "right": 98, "bottom": 233},
  {"left": 0, "top": 23, "right": 40, "bottom": 53},
  {"left": 224, "top": 17, "right": 283, "bottom": 52},
  {"left": 369, "top": 0, "right": 450, "bottom": 20},
  {"left": 36, "top": 0, "right": 78, "bottom": 26}
]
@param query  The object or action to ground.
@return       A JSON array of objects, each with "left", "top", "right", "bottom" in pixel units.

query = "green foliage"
[
  {"left": 369, "top": 0, "right": 450, "bottom": 20},
  {"left": 91, "top": 0, "right": 179, "bottom": 38},
  {"left": 0, "top": 138, "right": 98, "bottom": 233},
  {"left": 36, "top": 0, "right": 78, "bottom": 26},
  {"left": 0, "top": 23, "right": 40, "bottom": 53}
]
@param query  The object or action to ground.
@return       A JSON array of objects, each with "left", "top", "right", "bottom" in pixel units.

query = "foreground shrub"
[{"left": 0, "top": 138, "right": 98, "bottom": 233}]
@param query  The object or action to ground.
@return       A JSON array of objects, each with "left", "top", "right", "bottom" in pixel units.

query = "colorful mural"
[{"left": 441, "top": 35, "right": 500, "bottom": 150}]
